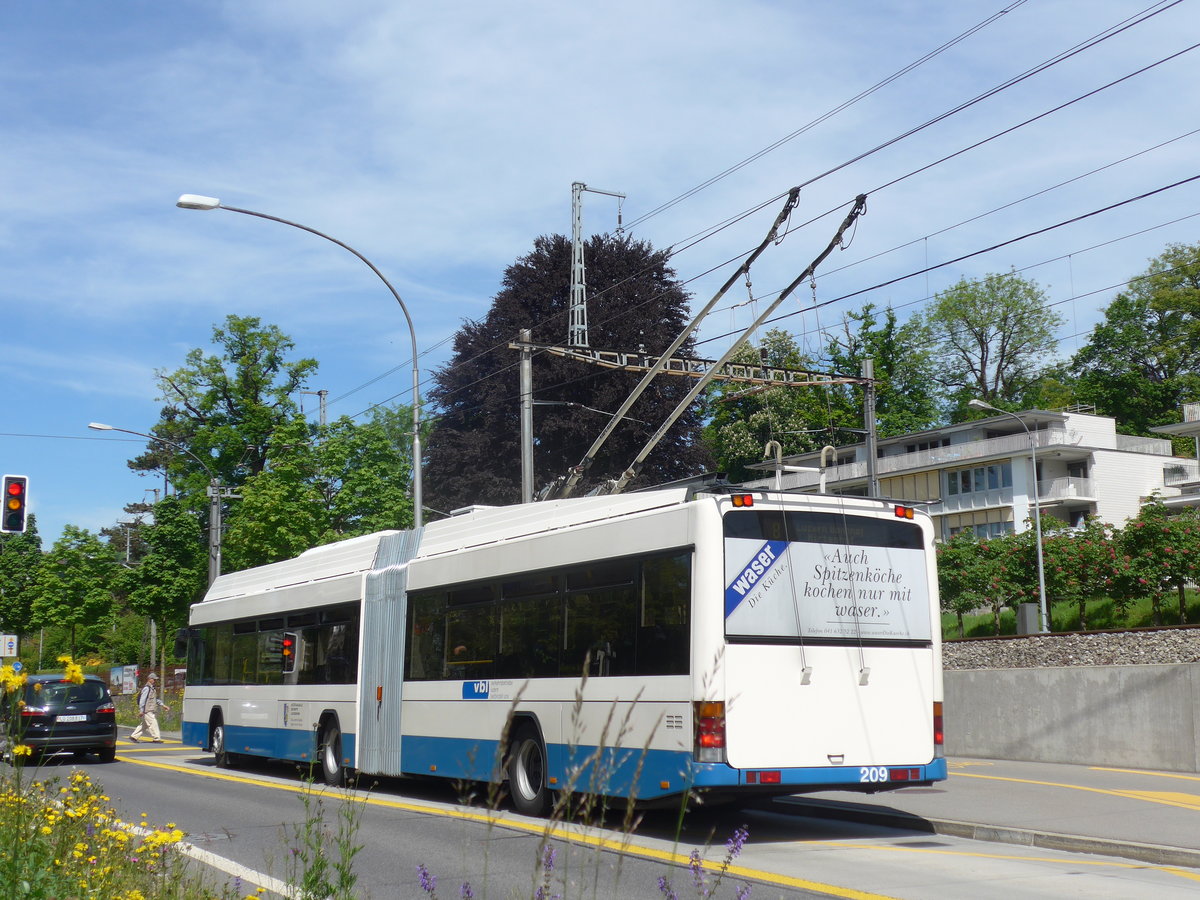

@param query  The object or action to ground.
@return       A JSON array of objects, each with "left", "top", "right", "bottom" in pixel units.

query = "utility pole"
[
  {"left": 207, "top": 482, "right": 241, "bottom": 585},
  {"left": 302, "top": 389, "right": 328, "bottom": 427},
  {"left": 570, "top": 182, "right": 625, "bottom": 348},
  {"left": 862, "top": 359, "right": 880, "bottom": 498},
  {"left": 519, "top": 329, "right": 534, "bottom": 503}
]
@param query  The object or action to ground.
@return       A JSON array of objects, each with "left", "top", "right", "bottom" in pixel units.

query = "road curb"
[{"left": 777, "top": 797, "right": 1200, "bottom": 870}]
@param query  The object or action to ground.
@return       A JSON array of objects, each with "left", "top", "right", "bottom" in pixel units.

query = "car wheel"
[
  {"left": 98, "top": 746, "right": 116, "bottom": 763},
  {"left": 507, "top": 724, "right": 552, "bottom": 817}
]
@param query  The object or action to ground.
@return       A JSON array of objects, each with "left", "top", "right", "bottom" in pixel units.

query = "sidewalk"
[{"left": 779, "top": 757, "right": 1200, "bottom": 868}]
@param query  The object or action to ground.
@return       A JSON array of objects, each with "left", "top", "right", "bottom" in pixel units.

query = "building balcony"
[{"left": 927, "top": 477, "right": 1095, "bottom": 516}]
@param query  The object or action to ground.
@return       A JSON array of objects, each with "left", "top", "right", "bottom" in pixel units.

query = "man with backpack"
[{"left": 129, "top": 671, "right": 169, "bottom": 743}]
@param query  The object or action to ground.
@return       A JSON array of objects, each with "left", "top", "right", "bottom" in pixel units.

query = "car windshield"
[{"left": 26, "top": 681, "right": 106, "bottom": 706}]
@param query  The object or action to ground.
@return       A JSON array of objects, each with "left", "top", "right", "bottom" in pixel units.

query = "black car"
[{"left": 5, "top": 674, "right": 118, "bottom": 762}]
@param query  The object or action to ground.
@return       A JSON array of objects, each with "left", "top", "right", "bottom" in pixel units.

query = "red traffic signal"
[
  {"left": 1, "top": 476, "right": 28, "bottom": 534},
  {"left": 281, "top": 632, "right": 297, "bottom": 673}
]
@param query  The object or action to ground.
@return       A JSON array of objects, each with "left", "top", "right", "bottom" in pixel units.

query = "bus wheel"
[
  {"left": 212, "top": 721, "right": 237, "bottom": 769},
  {"left": 507, "top": 725, "right": 551, "bottom": 817},
  {"left": 320, "top": 722, "right": 344, "bottom": 787}
]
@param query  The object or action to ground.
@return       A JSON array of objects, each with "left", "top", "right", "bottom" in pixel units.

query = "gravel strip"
[{"left": 943, "top": 629, "right": 1200, "bottom": 669}]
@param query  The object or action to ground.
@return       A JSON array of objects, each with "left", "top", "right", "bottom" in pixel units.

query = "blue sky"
[{"left": 1, "top": 0, "right": 1197, "bottom": 545}]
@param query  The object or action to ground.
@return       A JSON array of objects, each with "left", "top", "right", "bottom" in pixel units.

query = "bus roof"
[{"left": 416, "top": 487, "right": 692, "bottom": 558}]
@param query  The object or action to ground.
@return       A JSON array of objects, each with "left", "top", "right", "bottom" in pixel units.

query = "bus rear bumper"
[{"left": 687, "top": 756, "right": 949, "bottom": 795}]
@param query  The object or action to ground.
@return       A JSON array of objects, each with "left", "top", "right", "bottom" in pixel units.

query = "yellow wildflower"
[{"left": 12, "top": 744, "right": 31, "bottom": 757}]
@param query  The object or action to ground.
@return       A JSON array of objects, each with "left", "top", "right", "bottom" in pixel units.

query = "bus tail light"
[
  {"left": 746, "top": 770, "right": 781, "bottom": 785},
  {"left": 694, "top": 700, "right": 726, "bottom": 763},
  {"left": 730, "top": 494, "right": 755, "bottom": 508},
  {"left": 894, "top": 504, "right": 914, "bottom": 519},
  {"left": 933, "top": 701, "right": 944, "bottom": 757}
]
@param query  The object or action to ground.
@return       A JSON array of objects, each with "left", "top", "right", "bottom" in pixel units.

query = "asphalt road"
[{"left": 21, "top": 736, "right": 1200, "bottom": 899}]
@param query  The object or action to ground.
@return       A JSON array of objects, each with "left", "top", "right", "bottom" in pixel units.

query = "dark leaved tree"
[{"left": 424, "top": 233, "right": 713, "bottom": 513}]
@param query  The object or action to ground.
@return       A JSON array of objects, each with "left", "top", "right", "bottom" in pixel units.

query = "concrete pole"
[
  {"left": 208, "top": 479, "right": 221, "bottom": 586},
  {"left": 862, "top": 359, "right": 879, "bottom": 498},
  {"left": 520, "top": 329, "right": 534, "bottom": 503}
]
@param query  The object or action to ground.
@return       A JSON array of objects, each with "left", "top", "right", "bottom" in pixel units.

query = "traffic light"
[
  {"left": 1, "top": 476, "right": 28, "bottom": 534},
  {"left": 280, "top": 632, "right": 297, "bottom": 673}
]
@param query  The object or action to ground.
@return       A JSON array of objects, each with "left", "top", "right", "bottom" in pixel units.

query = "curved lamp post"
[
  {"left": 89, "top": 422, "right": 225, "bottom": 586},
  {"left": 967, "top": 399, "right": 1049, "bottom": 633},
  {"left": 176, "top": 194, "right": 423, "bottom": 529}
]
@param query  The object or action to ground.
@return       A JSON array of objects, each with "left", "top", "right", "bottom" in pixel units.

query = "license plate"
[{"left": 56, "top": 714, "right": 87, "bottom": 723}]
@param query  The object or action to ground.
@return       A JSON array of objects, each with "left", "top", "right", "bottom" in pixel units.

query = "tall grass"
[{"left": 421, "top": 658, "right": 757, "bottom": 898}]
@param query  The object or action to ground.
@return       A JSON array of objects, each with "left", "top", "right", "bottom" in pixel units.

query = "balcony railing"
[
  {"left": 749, "top": 428, "right": 1076, "bottom": 490},
  {"left": 927, "top": 476, "right": 1095, "bottom": 516},
  {"left": 1164, "top": 463, "right": 1200, "bottom": 486},
  {"left": 1115, "top": 434, "right": 1173, "bottom": 454}
]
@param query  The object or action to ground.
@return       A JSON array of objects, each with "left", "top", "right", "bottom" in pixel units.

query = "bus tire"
[
  {"left": 212, "top": 720, "right": 238, "bottom": 769},
  {"left": 507, "top": 724, "right": 551, "bottom": 817},
  {"left": 319, "top": 721, "right": 345, "bottom": 787}
]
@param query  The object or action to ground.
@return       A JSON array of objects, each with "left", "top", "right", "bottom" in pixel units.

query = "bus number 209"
[{"left": 859, "top": 766, "right": 889, "bottom": 783}]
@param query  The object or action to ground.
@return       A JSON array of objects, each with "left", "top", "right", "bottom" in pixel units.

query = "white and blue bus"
[{"left": 178, "top": 484, "right": 946, "bottom": 813}]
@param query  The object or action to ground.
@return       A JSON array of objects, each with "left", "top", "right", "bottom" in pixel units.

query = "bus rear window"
[{"left": 723, "top": 510, "right": 931, "bottom": 643}]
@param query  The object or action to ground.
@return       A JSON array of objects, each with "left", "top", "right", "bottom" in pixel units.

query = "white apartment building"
[{"left": 743, "top": 406, "right": 1200, "bottom": 540}]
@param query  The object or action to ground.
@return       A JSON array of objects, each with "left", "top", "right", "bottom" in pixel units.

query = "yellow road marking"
[
  {"left": 954, "top": 771, "right": 1200, "bottom": 812},
  {"left": 116, "top": 753, "right": 894, "bottom": 899},
  {"left": 122, "top": 753, "right": 1200, "bottom": 894},
  {"left": 1092, "top": 766, "right": 1200, "bottom": 784},
  {"left": 815, "top": 839, "right": 1200, "bottom": 883}
]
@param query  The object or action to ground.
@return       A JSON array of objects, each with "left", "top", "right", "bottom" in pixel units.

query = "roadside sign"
[{"left": 0, "top": 634, "right": 16, "bottom": 657}]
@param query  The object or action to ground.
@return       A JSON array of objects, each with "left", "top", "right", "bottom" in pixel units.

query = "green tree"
[
  {"left": 320, "top": 405, "right": 417, "bottom": 534},
  {"left": 1040, "top": 517, "right": 1118, "bottom": 631},
  {"left": 222, "top": 406, "right": 418, "bottom": 570},
  {"left": 222, "top": 417, "right": 329, "bottom": 571},
  {"left": 1071, "top": 243, "right": 1200, "bottom": 440},
  {"left": 133, "top": 314, "right": 319, "bottom": 511},
  {"left": 30, "top": 526, "right": 119, "bottom": 657},
  {"left": 0, "top": 516, "right": 42, "bottom": 633},
  {"left": 975, "top": 535, "right": 1023, "bottom": 636},
  {"left": 703, "top": 330, "right": 831, "bottom": 482},
  {"left": 1116, "top": 498, "right": 1200, "bottom": 626},
  {"left": 425, "top": 233, "right": 712, "bottom": 512},
  {"left": 823, "top": 303, "right": 939, "bottom": 437},
  {"left": 123, "top": 495, "right": 207, "bottom": 634},
  {"left": 912, "top": 271, "right": 1063, "bottom": 419},
  {"left": 937, "top": 531, "right": 995, "bottom": 637}
]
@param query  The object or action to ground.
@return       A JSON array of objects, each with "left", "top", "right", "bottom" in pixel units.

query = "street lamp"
[
  {"left": 966, "top": 399, "right": 1049, "bottom": 633},
  {"left": 176, "top": 194, "right": 423, "bottom": 528},
  {"left": 88, "top": 422, "right": 225, "bottom": 586}
]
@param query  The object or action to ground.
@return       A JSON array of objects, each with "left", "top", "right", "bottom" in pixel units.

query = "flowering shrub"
[{"left": 0, "top": 656, "right": 264, "bottom": 899}]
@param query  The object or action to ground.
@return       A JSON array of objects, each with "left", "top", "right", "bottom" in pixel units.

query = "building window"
[
  {"left": 945, "top": 462, "right": 1012, "bottom": 497},
  {"left": 905, "top": 438, "right": 951, "bottom": 454}
]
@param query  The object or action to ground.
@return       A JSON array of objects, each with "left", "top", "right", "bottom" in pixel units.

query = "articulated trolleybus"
[{"left": 179, "top": 484, "right": 946, "bottom": 813}]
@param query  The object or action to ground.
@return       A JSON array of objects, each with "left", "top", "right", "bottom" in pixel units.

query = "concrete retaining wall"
[{"left": 944, "top": 663, "right": 1200, "bottom": 773}]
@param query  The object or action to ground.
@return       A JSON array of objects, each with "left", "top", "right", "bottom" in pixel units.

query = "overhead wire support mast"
[
  {"left": 606, "top": 193, "right": 868, "bottom": 496},
  {"left": 551, "top": 186, "right": 802, "bottom": 500},
  {"left": 570, "top": 182, "right": 626, "bottom": 348}
]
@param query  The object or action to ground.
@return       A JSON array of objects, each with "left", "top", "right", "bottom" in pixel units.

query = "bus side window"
[
  {"left": 445, "top": 604, "right": 496, "bottom": 679},
  {"left": 638, "top": 553, "right": 691, "bottom": 676},
  {"left": 406, "top": 592, "right": 446, "bottom": 681}
]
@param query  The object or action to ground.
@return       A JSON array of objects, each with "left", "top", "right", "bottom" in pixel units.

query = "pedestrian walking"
[{"left": 129, "top": 672, "right": 168, "bottom": 743}]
